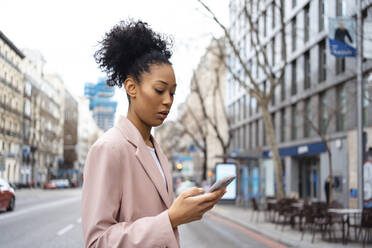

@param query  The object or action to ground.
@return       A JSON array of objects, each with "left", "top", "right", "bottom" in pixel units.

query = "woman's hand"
[{"left": 168, "top": 187, "right": 226, "bottom": 229}]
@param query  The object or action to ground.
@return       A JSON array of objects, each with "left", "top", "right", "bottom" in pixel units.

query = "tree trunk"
[{"left": 261, "top": 103, "right": 285, "bottom": 199}]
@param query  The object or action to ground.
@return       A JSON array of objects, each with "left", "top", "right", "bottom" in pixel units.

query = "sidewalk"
[{"left": 210, "top": 204, "right": 364, "bottom": 248}]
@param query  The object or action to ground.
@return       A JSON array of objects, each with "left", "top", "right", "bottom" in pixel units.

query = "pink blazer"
[{"left": 82, "top": 116, "right": 180, "bottom": 248}]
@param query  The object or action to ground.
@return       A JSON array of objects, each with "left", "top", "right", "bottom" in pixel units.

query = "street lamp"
[{"left": 176, "top": 163, "right": 183, "bottom": 171}]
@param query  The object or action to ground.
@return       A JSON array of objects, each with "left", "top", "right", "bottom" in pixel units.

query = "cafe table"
[{"left": 327, "top": 208, "right": 362, "bottom": 244}]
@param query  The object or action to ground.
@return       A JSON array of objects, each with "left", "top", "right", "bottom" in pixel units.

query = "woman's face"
[{"left": 130, "top": 63, "right": 177, "bottom": 127}]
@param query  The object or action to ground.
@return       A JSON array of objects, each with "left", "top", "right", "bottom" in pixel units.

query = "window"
[
  {"left": 272, "top": 3, "right": 276, "bottom": 29},
  {"left": 249, "top": 97, "right": 252, "bottom": 116},
  {"left": 363, "top": 79, "right": 370, "bottom": 126},
  {"left": 319, "top": 92, "right": 328, "bottom": 134},
  {"left": 24, "top": 99, "right": 31, "bottom": 116},
  {"left": 336, "top": 58, "right": 346, "bottom": 75},
  {"left": 25, "top": 81, "right": 32, "bottom": 96},
  {"left": 280, "top": 73, "right": 286, "bottom": 101},
  {"left": 304, "top": 98, "right": 311, "bottom": 137},
  {"left": 237, "top": 127, "right": 241, "bottom": 149},
  {"left": 336, "top": 85, "right": 346, "bottom": 131},
  {"left": 319, "top": 40, "right": 327, "bottom": 82},
  {"left": 243, "top": 124, "right": 247, "bottom": 150},
  {"left": 280, "top": 108, "right": 286, "bottom": 142},
  {"left": 336, "top": 0, "right": 345, "bottom": 16},
  {"left": 304, "top": 52, "right": 311, "bottom": 89},
  {"left": 243, "top": 95, "right": 247, "bottom": 119},
  {"left": 291, "top": 60, "right": 297, "bottom": 95},
  {"left": 263, "top": 120, "right": 267, "bottom": 146},
  {"left": 230, "top": 104, "right": 235, "bottom": 124},
  {"left": 238, "top": 98, "right": 242, "bottom": 122},
  {"left": 292, "top": 0, "right": 297, "bottom": 8},
  {"left": 249, "top": 123, "right": 252, "bottom": 149},
  {"left": 255, "top": 120, "right": 260, "bottom": 147},
  {"left": 271, "top": 112, "right": 276, "bottom": 132},
  {"left": 251, "top": 97, "right": 258, "bottom": 114},
  {"left": 235, "top": 100, "right": 239, "bottom": 122},
  {"left": 319, "top": 0, "right": 326, "bottom": 31},
  {"left": 292, "top": 17, "right": 297, "bottom": 52},
  {"left": 272, "top": 38, "right": 276, "bottom": 66},
  {"left": 291, "top": 104, "right": 297, "bottom": 140},
  {"left": 304, "top": 5, "right": 310, "bottom": 43},
  {"left": 263, "top": 11, "right": 267, "bottom": 37}
]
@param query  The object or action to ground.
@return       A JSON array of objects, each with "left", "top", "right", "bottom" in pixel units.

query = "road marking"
[
  {"left": 0, "top": 196, "right": 80, "bottom": 221},
  {"left": 77, "top": 217, "right": 82, "bottom": 223},
  {"left": 57, "top": 224, "right": 74, "bottom": 236},
  {"left": 207, "top": 213, "right": 288, "bottom": 248}
]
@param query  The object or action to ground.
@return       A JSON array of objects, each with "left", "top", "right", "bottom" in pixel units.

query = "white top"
[
  {"left": 147, "top": 146, "right": 167, "bottom": 189},
  {"left": 364, "top": 161, "right": 372, "bottom": 200}
]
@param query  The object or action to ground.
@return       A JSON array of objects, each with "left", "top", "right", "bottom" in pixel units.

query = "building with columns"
[{"left": 0, "top": 31, "right": 25, "bottom": 183}]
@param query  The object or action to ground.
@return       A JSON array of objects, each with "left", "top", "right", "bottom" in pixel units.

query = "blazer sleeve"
[{"left": 82, "top": 141, "right": 178, "bottom": 248}]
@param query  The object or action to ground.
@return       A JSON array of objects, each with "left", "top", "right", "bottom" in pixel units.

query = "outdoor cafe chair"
[
  {"left": 353, "top": 208, "right": 372, "bottom": 247},
  {"left": 250, "top": 198, "right": 262, "bottom": 223}
]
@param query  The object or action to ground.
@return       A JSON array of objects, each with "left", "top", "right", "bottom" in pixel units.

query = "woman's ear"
[{"left": 124, "top": 77, "right": 137, "bottom": 99}]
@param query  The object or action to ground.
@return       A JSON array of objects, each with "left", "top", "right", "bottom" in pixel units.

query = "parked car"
[
  {"left": 43, "top": 180, "right": 58, "bottom": 189},
  {"left": 55, "top": 179, "right": 70, "bottom": 188},
  {"left": 0, "top": 178, "right": 16, "bottom": 211},
  {"left": 44, "top": 179, "right": 70, "bottom": 189}
]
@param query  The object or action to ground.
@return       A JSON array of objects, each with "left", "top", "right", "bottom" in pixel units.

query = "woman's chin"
[{"left": 151, "top": 118, "right": 165, "bottom": 127}]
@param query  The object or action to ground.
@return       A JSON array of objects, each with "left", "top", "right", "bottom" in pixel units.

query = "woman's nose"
[{"left": 162, "top": 92, "right": 173, "bottom": 106}]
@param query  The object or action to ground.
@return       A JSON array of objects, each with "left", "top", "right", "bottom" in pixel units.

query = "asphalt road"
[{"left": 0, "top": 188, "right": 279, "bottom": 248}]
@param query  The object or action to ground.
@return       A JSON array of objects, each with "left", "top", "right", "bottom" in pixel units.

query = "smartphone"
[{"left": 208, "top": 175, "right": 236, "bottom": 193}]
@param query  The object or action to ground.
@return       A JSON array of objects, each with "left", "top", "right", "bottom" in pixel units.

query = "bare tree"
[
  {"left": 179, "top": 102, "right": 209, "bottom": 180},
  {"left": 178, "top": 39, "right": 233, "bottom": 181},
  {"left": 191, "top": 39, "right": 233, "bottom": 159},
  {"left": 298, "top": 99, "right": 343, "bottom": 204},
  {"left": 198, "top": 0, "right": 288, "bottom": 198}
]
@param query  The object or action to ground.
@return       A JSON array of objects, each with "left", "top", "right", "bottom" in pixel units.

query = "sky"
[{"left": 1, "top": 0, "right": 229, "bottom": 122}]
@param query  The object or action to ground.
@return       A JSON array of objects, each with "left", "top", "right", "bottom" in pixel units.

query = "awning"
[{"left": 262, "top": 142, "right": 326, "bottom": 158}]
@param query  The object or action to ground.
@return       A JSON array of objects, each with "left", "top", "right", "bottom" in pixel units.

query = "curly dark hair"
[{"left": 94, "top": 20, "right": 173, "bottom": 87}]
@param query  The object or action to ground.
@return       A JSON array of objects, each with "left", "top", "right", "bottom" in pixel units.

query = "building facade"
[
  {"left": 228, "top": 0, "right": 372, "bottom": 206},
  {"left": 77, "top": 96, "right": 103, "bottom": 185},
  {"left": 62, "top": 88, "right": 78, "bottom": 181},
  {"left": 22, "top": 50, "right": 65, "bottom": 185},
  {"left": 84, "top": 78, "right": 117, "bottom": 132},
  {"left": 0, "top": 31, "right": 25, "bottom": 183}
]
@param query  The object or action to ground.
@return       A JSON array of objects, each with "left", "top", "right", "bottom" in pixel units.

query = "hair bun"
[{"left": 94, "top": 20, "right": 172, "bottom": 87}]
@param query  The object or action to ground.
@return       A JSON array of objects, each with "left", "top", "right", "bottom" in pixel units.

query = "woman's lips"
[{"left": 158, "top": 112, "right": 168, "bottom": 119}]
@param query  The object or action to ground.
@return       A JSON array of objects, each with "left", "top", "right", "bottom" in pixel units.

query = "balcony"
[
  {"left": 0, "top": 101, "right": 22, "bottom": 116},
  {"left": 0, "top": 77, "right": 21, "bottom": 94}
]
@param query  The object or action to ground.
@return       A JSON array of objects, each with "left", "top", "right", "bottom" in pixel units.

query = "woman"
[{"left": 81, "top": 20, "right": 226, "bottom": 248}]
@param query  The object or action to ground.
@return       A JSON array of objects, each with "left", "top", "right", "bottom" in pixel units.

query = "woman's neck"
[{"left": 127, "top": 110, "right": 153, "bottom": 147}]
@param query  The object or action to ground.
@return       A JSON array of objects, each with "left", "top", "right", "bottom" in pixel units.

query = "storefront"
[
  {"left": 219, "top": 153, "right": 262, "bottom": 206},
  {"left": 263, "top": 140, "right": 348, "bottom": 206}
]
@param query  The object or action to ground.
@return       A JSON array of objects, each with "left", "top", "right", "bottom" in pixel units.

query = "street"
[
  {"left": 0, "top": 188, "right": 83, "bottom": 248},
  {"left": 0, "top": 189, "right": 283, "bottom": 248}
]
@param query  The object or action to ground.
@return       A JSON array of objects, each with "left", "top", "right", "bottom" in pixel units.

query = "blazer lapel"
[
  {"left": 135, "top": 143, "right": 171, "bottom": 208},
  {"left": 152, "top": 137, "right": 174, "bottom": 201},
  {"left": 115, "top": 116, "right": 171, "bottom": 208}
]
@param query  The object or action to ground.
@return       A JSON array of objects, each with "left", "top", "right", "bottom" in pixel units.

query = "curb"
[{"left": 209, "top": 209, "right": 295, "bottom": 248}]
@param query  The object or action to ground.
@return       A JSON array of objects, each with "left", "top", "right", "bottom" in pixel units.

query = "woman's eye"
[
  {"left": 155, "top": 89, "right": 164, "bottom": 94},
  {"left": 170, "top": 92, "right": 175, "bottom": 97}
]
